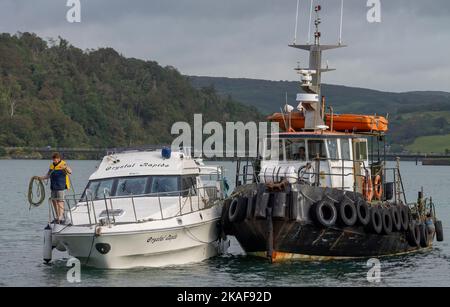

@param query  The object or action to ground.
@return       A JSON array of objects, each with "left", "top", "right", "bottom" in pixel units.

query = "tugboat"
[
  {"left": 45, "top": 148, "right": 229, "bottom": 268},
  {"left": 221, "top": 4, "right": 444, "bottom": 262}
]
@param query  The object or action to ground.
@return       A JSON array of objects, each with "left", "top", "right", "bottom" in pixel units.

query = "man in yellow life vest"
[{"left": 40, "top": 152, "right": 72, "bottom": 224}]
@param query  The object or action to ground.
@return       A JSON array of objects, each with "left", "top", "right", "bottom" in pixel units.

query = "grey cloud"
[{"left": 0, "top": 0, "right": 449, "bottom": 92}]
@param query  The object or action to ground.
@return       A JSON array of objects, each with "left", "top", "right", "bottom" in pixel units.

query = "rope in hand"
[{"left": 28, "top": 176, "right": 46, "bottom": 208}]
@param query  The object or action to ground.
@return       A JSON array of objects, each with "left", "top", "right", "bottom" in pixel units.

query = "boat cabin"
[
  {"left": 259, "top": 131, "right": 371, "bottom": 194},
  {"left": 65, "top": 149, "right": 225, "bottom": 226}
]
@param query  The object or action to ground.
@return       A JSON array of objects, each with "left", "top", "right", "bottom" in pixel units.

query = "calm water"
[{"left": 0, "top": 159, "right": 449, "bottom": 287}]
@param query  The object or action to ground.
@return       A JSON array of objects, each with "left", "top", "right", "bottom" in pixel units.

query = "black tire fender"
[
  {"left": 365, "top": 207, "right": 383, "bottom": 234},
  {"left": 310, "top": 200, "right": 337, "bottom": 228},
  {"left": 336, "top": 199, "right": 357, "bottom": 227},
  {"left": 400, "top": 205, "right": 410, "bottom": 231},
  {"left": 356, "top": 199, "right": 371, "bottom": 226},
  {"left": 381, "top": 208, "right": 393, "bottom": 235},
  {"left": 406, "top": 221, "right": 421, "bottom": 247},
  {"left": 390, "top": 206, "right": 402, "bottom": 232},
  {"left": 228, "top": 197, "right": 247, "bottom": 223},
  {"left": 419, "top": 222, "right": 430, "bottom": 248},
  {"left": 435, "top": 220, "right": 444, "bottom": 242}
]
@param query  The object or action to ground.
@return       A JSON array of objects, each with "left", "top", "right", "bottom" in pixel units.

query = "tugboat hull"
[
  {"left": 231, "top": 221, "right": 427, "bottom": 262},
  {"left": 223, "top": 184, "right": 434, "bottom": 262}
]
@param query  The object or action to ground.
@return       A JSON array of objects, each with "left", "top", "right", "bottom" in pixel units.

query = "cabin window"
[
  {"left": 307, "top": 140, "right": 326, "bottom": 160},
  {"left": 326, "top": 139, "right": 339, "bottom": 160},
  {"left": 354, "top": 141, "right": 368, "bottom": 161},
  {"left": 116, "top": 177, "right": 148, "bottom": 197},
  {"left": 84, "top": 180, "right": 100, "bottom": 199},
  {"left": 84, "top": 178, "right": 115, "bottom": 200},
  {"left": 285, "top": 139, "right": 307, "bottom": 161},
  {"left": 340, "top": 139, "right": 351, "bottom": 160},
  {"left": 181, "top": 176, "right": 197, "bottom": 196},
  {"left": 150, "top": 176, "right": 180, "bottom": 196}
]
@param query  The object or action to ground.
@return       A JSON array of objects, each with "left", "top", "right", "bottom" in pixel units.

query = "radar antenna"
[{"left": 288, "top": 2, "right": 346, "bottom": 130}]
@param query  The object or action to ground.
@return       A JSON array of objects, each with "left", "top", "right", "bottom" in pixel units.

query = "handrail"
[
  {"left": 72, "top": 185, "right": 221, "bottom": 202},
  {"left": 63, "top": 185, "right": 223, "bottom": 227}
]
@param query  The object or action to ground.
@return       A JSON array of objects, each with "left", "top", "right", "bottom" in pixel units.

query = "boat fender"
[
  {"left": 399, "top": 205, "right": 410, "bottom": 231},
  {"left": 272, "top": 193, "right": 287, "bottom": 220},
  {"left": 221, "top": 198, "right": 233, "bottom": 236},
  {"left": 425, "top": 218, "right": 435, "bottom": 234},
  {"left": 373, "top": 175, "right": 383, "bottom": 200},
  {"left": 390, "top": 206, "right": 402, "bottom": 232},
  {"left": 336, "top": 199, "right": 357, "bottom": 227},
  {"left": 356, "top": 200, "right": 371, "bottom": 226},
  {"left": 246, "top": 194, "right": 256, "bottom": 220},
  {"left": 310, "top": 200, "right": 337, "bottom": 228},
  {"left": 288, "top": 191, "right": 302, "bottom": 221},
  {"left": 419, "top": 223, "right": 430, "bottom": 248},
  {"left": 43, "top": 224, "right": 53, "bottom": 264},
  {"left": 365, "top": 207, "right": 382, "bottom": 234},
  {"left": 406, "top": 221, "right": 421, "bottom": 247},
  {"left": 381, "top": 208, "right": 393, "bottom": 235},
  {"left": 363, "top": 176, "right": 374, "bottom": 202},
  {"left": 255, "top": 192, "right": 270, "bottom": 219},
  {"left": 435, "top": 220, "right": 444, "bottom": 242},
  {"left": 228, "top": 197, "right": 247, "bottom": 223},
  {"left": 266, "top": 207, "right": 274, "bottom": 261}
]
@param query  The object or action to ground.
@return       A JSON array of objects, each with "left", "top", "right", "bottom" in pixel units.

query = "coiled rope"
[{"left": 28, "top": 176, "right": 46, "bottom": 207}]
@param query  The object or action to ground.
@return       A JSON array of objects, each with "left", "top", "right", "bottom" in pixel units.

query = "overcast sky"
[{"left": 0, "top": 0, "right": 449, "bottom": 92}]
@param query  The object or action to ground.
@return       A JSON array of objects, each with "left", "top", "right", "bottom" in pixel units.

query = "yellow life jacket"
[{"left": 49, "top": 160, "right": 71, "bottom": 190}]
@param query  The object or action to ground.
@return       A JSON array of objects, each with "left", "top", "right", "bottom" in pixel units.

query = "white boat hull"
[{"left": 53, "top": 209, "right": 228, "bottom": 269}]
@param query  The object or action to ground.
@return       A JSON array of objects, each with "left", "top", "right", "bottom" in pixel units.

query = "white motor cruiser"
[{"left": 46, "top": 148, "right": 229, "bottom": 269}]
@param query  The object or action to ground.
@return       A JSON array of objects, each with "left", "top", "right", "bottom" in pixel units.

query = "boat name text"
[
  {"left": 105, "top": 163, "right": 170, "bottom": 171},
  {"left": 147, "top": 234, "right": 178, "bottom": 244}
]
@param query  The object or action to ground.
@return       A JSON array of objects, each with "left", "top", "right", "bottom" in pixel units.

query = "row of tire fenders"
[{"left": 227, "top": 190, "right": 444, "bottom": 248}]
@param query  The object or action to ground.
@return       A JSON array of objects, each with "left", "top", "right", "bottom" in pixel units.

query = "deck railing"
[
  {"left": 236, "top": 156, "right": 408, "bottom": 204},
  {"left": 50, "top": 184, "right": 224, "bottom": 227}
]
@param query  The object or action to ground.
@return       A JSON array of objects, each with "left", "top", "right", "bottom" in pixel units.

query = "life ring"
[
  {"left": 373, "top": 175, "right": 383, "bottom": 200},
  {"left": 362, "top": 176, "right": 374, "bottom": 202}
]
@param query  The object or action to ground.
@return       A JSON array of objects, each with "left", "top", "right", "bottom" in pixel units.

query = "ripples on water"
[{"left": 0, "top": 160, "right": 449, "bottom": 286}]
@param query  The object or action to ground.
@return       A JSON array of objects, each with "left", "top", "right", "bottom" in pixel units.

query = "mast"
[{"left": 288, "top": 4, "right": 346, "bottom": 130}]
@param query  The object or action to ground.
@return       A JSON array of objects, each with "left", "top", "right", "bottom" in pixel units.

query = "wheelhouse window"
[
  {"left": 340, "top": 138, "right": 351, "bottom": 160},
  {"left": 285, "top": 139, "right": 307, "bottom": 161},
  {"left": 354, "top": 140, "right": 368, "bottom": 161},
  {"left": 326, "top": 139, "right": 339, "bottom": 160},
  {"left": 308, "top": 140, "right": 327, "bottom": 160}
]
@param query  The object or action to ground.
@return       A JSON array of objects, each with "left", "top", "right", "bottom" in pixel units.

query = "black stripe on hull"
[{"left": 231, "top": 219, "right": 424, "bottom": 259}]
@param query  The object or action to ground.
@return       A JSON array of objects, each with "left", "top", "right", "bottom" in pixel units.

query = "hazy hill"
[
  {"left": 189, "top": 76, "right": 450, "bottom": 153},
  {"left": 0, "top": 33, "right": 261, "bottom": 150}
]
